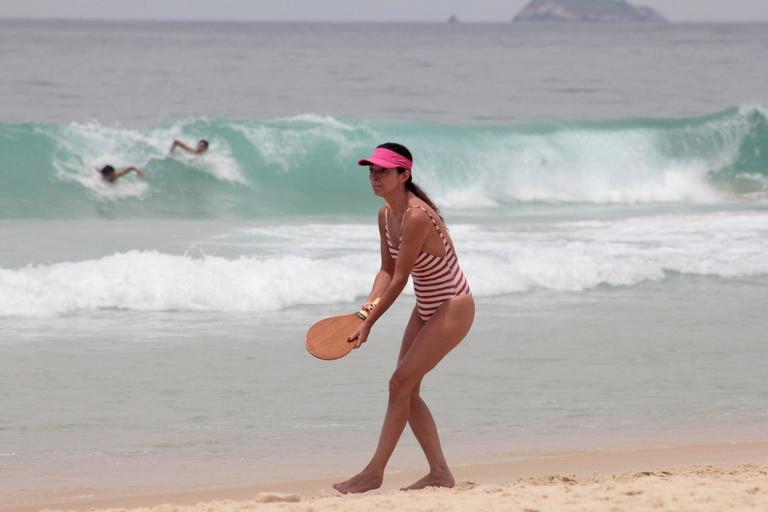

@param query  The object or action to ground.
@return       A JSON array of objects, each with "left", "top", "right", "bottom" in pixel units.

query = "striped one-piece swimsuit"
[{"left": 385, "top": 204, "right": 471, "bottom": 322}]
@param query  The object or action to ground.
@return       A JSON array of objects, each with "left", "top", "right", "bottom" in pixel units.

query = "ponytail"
[{"left": 402, "top": 173, "right": 444, "bottom": 223}]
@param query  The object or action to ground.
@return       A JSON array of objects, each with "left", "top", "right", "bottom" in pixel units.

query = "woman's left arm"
[{"left": 349, "top": 208, "right": 431, "bottom": 348}]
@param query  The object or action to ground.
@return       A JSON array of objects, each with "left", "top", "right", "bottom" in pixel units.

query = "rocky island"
[{"left": 513, "top": 0, "right": 668, "bottom": 23}]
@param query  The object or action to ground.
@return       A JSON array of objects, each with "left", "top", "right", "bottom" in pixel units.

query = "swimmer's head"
[
  {"left": 99, "top": 165, "right": 115, "bottom": 177},
  {"left": 197, "top": 140, "right": 209, "bottom": 152}
]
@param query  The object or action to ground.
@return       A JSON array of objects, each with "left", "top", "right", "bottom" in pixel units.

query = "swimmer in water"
[
  {"left": 170, "top": 139, "right": 209, "bottom": 155},
  {"left": 99, "top": 165, "right": 145, "bottom": 183}
]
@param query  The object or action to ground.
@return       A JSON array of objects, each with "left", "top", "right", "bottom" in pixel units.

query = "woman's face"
[{"left": 369, "top": 165, "right": 407, "bottom": 197}]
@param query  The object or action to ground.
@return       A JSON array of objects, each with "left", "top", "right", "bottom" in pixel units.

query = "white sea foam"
[
  {"left": 49, "top": 122, "right": 151, "bottom": 199},
  {"left": 414, "top": 110, "right": 758, "bottom": 207},
  {"left": 2, "top": 212, "right": 766, "bottom": 317},
  {"left": 0, "top": 251, "right": 377, "bottom": 317},
  {"left": 231, "top": 116, "right": 372, "bottom": 172},
  {"left": 48, "top": 121, "right": 246, "bottom": 199},
  {"left": 425, "top": 138, "right": 725, "bottom": 207},
  {"left": 160, "top": 122, "right": 246, "bottom": 183},
  {"left": 275, "top": 114, "right": 359, "bottom": 131},
  {"left": 460, "top": 212, "right": 768, "bottom": 295}
]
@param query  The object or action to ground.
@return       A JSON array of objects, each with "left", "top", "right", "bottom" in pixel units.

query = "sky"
[{"left": 1, "top": 0, "right": 767, "bottom": 23}]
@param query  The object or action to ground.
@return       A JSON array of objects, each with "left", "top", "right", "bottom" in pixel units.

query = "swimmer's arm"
[
  {"left": 114, "top": 166, "right": 145, "bottom": 179},
  {"left": 362, "top": 208, "right": 429, "bottom": 326},
  {"left": 170, "top": 139, "right": 194, "bottom": 154}
]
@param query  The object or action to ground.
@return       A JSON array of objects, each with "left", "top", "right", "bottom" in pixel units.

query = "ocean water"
[{"left": 1, "top": 20, "right": 767, "bottom": 503}]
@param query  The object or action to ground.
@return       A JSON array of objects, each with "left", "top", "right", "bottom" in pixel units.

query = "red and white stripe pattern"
[{"left": 385, "top": 205, "right": 471, "bottom": 322}]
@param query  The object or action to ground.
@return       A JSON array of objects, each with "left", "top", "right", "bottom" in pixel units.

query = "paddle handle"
[{"left": 355, "top": 297, "right": 381, "bottom": 320}]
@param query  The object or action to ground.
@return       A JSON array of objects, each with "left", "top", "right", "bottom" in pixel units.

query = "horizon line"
[{"left": 2, "top": 16, "right": 768, "bottom": 24}]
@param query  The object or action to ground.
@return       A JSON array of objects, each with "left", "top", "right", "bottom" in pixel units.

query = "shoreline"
[{"left": 4, "top": 439, "right": 767, "bottom": 512}]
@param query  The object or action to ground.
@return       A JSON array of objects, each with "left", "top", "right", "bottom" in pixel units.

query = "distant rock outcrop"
[{"left": 513, "top": 0, "right": 668, "bottom": 23}]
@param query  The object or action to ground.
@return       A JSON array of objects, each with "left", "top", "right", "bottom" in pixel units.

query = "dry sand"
[{"left": 5, "top": 441, "right": 768, "bottom": 512}]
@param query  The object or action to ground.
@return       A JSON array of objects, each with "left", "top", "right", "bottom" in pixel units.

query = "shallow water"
[{"left": 1, "top": 275, "right": 766, "bottom": 496}]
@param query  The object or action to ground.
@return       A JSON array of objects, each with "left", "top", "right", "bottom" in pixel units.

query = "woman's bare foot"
[
  {"left": 401, "top": 470, "right": 455, "bottom": 491},
  {"left": 333, "top": 470, "right": 384, "bottom": 494}
]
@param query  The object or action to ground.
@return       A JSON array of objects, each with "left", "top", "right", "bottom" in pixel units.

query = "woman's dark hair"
[
  {"left": 377, "top": 142, "right": 444, "bottom": 222},
  {"left": 198, "top": 139, "right": 209, "bottom": 148},
  {"left": 99, "top": 165, "right": 115, "bottom": 176}
]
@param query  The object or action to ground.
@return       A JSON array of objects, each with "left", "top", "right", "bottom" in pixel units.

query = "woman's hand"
[{"left": 348, "top": 321, "right": 372, "bottom": 349}]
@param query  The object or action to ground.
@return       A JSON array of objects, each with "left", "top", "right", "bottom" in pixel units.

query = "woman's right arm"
[{"left": 363, "top": 207, "right": 395, "bottom": 306}]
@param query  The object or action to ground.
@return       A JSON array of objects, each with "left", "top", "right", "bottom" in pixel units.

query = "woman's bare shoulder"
[
  {"left": 402, "top": 204, "right": 433, "bottom": 232},
  {"left": 407, "top": 200, "right": 442, "bottom": 223}
]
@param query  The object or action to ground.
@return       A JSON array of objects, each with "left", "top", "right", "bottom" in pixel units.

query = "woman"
[{"left": 334, "top": 143, "right": 475, "bottom": 494}]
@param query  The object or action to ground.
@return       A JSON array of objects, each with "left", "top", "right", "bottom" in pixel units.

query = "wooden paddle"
[{"left": 305, "top": 298, "right": 380, "bottom": 360}]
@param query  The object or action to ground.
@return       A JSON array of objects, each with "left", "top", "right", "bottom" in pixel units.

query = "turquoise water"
[
  {"left": 0, "top": 19, "right": 767, "bottom": 505},
  {"left": 1, "top": 107, "right": 767, "bottom": 218}
]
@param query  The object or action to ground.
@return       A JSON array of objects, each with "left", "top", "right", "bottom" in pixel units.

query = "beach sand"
[{"left": 5, "top": 441, "right": 767, "bottom": 512}]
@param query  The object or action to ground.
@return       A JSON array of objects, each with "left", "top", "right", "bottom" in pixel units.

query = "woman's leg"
[
  {"left": 333, "top": 294, "right": 475, "bottom": 494},
  {"left": 396, "top": 309, "right": 455, "bottom": 490},
  {"left": 401, "top": 391, "right": 455, "bottom": 490}
]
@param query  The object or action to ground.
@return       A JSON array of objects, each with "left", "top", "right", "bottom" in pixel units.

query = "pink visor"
[{"left": 358, "top": 148, "right": 412, "bottom": 170}]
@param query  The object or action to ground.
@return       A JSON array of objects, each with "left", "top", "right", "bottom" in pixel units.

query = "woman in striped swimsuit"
[{"left": 334, "top": 143, "right": 475, "bottom": 494}]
